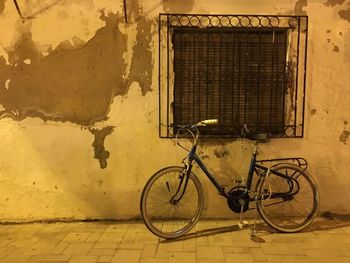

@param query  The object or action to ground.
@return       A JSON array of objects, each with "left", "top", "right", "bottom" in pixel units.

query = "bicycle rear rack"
[{"left": 256, "top": 157, "right": 308, "bottom": 171}]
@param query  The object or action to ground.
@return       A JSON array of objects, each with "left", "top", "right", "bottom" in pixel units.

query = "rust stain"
[
  {"left": 294, "top": 0, "right": 307, "bottom": 15},
  {"left": 339, "top": 7, "right": 350, "bottom": 23},
  {"left": 324, "top": 0, "right": 346, "bottom": 7},
  {"left": 339, "top": 130, "right": 350, "bottom": 144},
  {"left": 89, "top": 126, "right": 114, "bottom": 169}
]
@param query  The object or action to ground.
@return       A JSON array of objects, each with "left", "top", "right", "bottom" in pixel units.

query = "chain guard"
[{"left": 227, "top": 187, "right": 250, "bottom": 213}]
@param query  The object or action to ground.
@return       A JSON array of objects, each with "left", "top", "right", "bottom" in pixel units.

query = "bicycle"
[{"left": 140, "top": 119, "right": 320, "bottom": 239}]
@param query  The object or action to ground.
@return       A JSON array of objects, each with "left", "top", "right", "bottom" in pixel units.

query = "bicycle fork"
[{"left": 169, "top": 163, "right": 192, "bottom": 204}]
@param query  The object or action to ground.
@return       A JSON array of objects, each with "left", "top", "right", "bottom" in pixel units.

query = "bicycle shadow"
[
  {"left": 160, "top": 221, "right": 271, "bottom": 243},
  {"left": 160, "top": 215, "right": 350, "bottom": 244}
]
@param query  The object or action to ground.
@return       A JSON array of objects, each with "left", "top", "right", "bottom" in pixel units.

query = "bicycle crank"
[{"left": 227, "top": 187, "right": 250, "bottom": 213}]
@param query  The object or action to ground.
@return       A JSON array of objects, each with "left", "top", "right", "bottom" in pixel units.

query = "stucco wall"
[{"left": 0, "top": 0, "right": 349, "bottom": 222}]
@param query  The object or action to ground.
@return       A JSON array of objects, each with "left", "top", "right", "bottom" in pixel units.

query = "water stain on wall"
[
  {"left": 294, "top": 0, "right": 307, "bottom": 15},
  {"left": 89, "top": 126, "right": 114, "bottom": 169},
  {"left": 339, "top": 130, "right": 350, "bottom": 144}
]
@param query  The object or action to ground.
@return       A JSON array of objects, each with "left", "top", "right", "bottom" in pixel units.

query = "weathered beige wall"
[{"left": 0, "top": 0, "right": 349, "bottom": 221}]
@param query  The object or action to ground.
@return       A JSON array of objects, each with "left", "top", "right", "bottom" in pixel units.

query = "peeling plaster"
[
  {"left": 0, "top": 1, "right": 155, "bottom": 125},
  {"left": 324, "top": 0, "right": 346, "bottom": 7},
  {"left": 339, "top": 130, "right": 350, "bottom": 144},
  {"left": 294, "top": 0, "right": 307, "bottom": 15},
  {"left": 0, "top": 0, "right": 5, "bottom": 15},
  {"left": 89, "top": 126, "right": 114, "bottom": 169},
  {"left": 0, "top": 11, "right": 127, "bottom": 125},
  {"left": 214, "top": 149, "right": 230, "bottom": 158},
  {"left": 127, "top": 0, "right": 155, "bottom": 95},
  {"left": 339, "top": 7, "right": 350, "bottom": 23},
  {"left": 162, "top": 0, "right": 194, "bottom": 13}
]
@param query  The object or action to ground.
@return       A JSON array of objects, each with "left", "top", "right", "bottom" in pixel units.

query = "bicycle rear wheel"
[
  {"left": 140, "top": 166, "right": 204, "bottom": 239},
  {"left": 257, "top": 164, "right": 319, "bottom": 233}
]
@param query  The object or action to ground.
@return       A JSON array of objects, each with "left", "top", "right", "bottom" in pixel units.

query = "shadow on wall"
[{"left": 162, "top": 0, "right": 194, "bottom": 13}]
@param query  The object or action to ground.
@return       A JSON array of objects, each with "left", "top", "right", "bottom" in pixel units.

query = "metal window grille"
[{"left": 159, "top": 14, "right": 308, "bottom": 138}]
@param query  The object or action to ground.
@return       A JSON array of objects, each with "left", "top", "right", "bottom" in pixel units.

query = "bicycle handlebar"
[{"left": 175, "top": 119, "right": 219, "bottom": 147}]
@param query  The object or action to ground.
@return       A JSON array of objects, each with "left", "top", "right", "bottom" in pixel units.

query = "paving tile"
[
  {"left": 140, "top": 258, "right": 169, "bottom": 263},
  {"left": 63, "top": 232, "right": 91, "bottom": 242},
  {"left": 265, "top": 255, "right": 284, "bottom": 263},
  {"left": 282, "top": 255, "right": 311, "bottom": 263},
  {"left": 89, "top": 248, "right": 116, "bottom": 256},
  {"left": 26, "top": 254, "right": 47, "bottom": 263},
  {"left": 182, "top": 238, "right": 196, "bottom": 252},
  {"left": 99, "top": 232, "right": 124, "bottom": 242},
  {"left": 87, "top": 233, "right": 103, "bottom": 242},
  {"left": 224, "top": 253, "right": 253, "bottom": 263},
  {"left": 97, "top": 255, "right": 114, "bottom": 263},
  {"left": 111, "top": 249, "right": 142, "bottom": 263},
  {"left": 141, "top": 244, "right": 158, "bottom": 258},
  {"left": 197, "top": 246, "right": 224, "bottom": 260},
  {"left": 208, "top": 234, "right": 234, "bottom": 246},
  {"left": 63, "top": 242, "right": 94, "bottom": 255},
  {"left": 93, "top": 242, "right": 120, "bottom": 249},
  {"left": 169, "top": 252, "right": 196, "bottom": 263},
  {"left": 0, "top": 219, "right": 349, "bottom": 263},
  {"left": 69, "top": 255, "right": 98, "bottom": 263},
  {"left": 51, "top": 242, "right": 71, "bottom": 254},
  {"left": 42, "top": 254, "right": 71, "bottom": 262},
  {"left": 261, "top": 243, "right": 292, "bottom": 255},
  {"left": 197, "top": 260, "right": 225, "bottom": 263},
  {"left": 105, "top": 224, "right": 130, "bottom": 233},
  {"left": 249, "top": 247, "right": 268, "bottom": 261}
]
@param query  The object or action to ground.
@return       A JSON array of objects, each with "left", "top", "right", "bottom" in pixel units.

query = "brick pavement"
[{"left": 0, "top": 218, "right": 349, "bottom": 263}]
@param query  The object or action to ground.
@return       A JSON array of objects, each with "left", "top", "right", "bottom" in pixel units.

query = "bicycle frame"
[{"left": 172, "top": 142, "right": 298, "bottom": 204}]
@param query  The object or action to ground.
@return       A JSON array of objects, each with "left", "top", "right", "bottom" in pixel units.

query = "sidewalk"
[{"left": 0, "top": 217, "right": 349, "bottom": 263}]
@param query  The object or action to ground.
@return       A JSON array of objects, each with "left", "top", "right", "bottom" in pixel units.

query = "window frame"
[{"left": 159, "top": 14, "right": 308, "bottom": 138}]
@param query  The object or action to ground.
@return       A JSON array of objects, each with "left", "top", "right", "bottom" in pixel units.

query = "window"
[{"left": 159, "top": 14, "right": 308, "bottom": 138}]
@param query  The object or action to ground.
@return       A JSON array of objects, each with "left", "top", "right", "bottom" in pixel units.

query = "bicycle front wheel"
[
  {"left": 140, "top": 166, "right": 204, "bottom": 239},
  {"left": 257, "top": 164, "right": 319, "bottom": 233}
]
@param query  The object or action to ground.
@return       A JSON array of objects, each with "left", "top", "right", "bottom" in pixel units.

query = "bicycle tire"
[
  {"left": 140, "top": 166, "right": 204, "bottom": 239},
  {"left": 257, "top": 164, "right": 319, "bottom": 233}
]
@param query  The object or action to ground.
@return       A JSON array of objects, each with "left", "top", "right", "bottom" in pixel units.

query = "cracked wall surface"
[{"left": 0, "top": 0, "right": 350, "bottom": 221}]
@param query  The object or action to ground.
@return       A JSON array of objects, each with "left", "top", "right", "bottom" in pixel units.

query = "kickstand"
[
  {"left": 237, "top": 200, "right": 249, "bottom": 229},
  {"left": 250, "top": 204, "right": 259, "bottom": 236}
]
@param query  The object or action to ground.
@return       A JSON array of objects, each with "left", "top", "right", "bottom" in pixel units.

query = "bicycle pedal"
[{"left": 237, "top": 220, "right": 249, "bottom": 229}]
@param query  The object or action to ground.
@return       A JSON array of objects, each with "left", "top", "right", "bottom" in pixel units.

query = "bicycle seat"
[{"left": 245, "top": 132, "right": 270, "bottom": 143}]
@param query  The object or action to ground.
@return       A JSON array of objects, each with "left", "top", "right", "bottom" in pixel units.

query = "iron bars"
[{"left": 159, "top": 14, "right": 308, "bottom": 138}]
